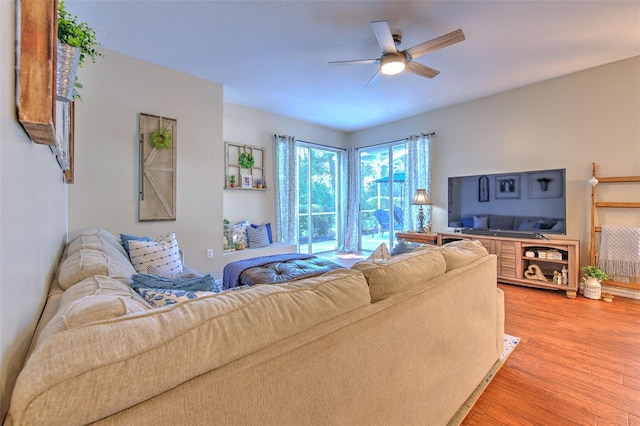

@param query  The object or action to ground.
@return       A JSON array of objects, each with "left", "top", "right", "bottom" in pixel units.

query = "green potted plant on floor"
[
  {"left": 57, "top": 0, "right": 103, "bottom": 101},
  {"left": 580, "top": 265, "right": 609, "bottom": 300}
]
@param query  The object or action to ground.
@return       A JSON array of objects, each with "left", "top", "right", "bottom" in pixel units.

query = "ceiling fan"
[{"left": 329, "top": 20, "right": 465, "bottom": 87}]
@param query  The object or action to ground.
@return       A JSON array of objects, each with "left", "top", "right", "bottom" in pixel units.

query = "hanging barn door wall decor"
[{"left": 139, "top": 113, "right": 177, "bottom": 221}]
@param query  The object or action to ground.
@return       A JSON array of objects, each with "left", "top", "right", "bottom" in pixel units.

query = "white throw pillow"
[
  {"left": 367, "top": 242, "right": 391, "bottom": 261},
  {"left": 128, "top": 231, "right": 183, "bottom": 274}
]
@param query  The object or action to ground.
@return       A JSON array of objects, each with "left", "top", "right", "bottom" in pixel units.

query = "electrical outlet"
[{"left": 206, "top": 249, "right": 213, "bottom": 259}]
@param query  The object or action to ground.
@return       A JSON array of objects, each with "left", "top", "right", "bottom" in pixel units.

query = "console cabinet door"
[{"left": 496, "top": 240, "right": 518, "bottom": 278}]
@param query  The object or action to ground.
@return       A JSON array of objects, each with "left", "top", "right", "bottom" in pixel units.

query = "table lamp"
[{"left": 411, "top": 189, "right": 433, "bottom": 233}]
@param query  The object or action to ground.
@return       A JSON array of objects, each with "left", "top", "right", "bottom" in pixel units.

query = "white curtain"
[
  {"left": 403, "top": 133, "right": 433, "bottom": 232},
  {"left": 339, "top": 147, "right": 360, "bottom": 252},
  {"left": 274, "top": 134, "right": 298, "bottom": 245}
]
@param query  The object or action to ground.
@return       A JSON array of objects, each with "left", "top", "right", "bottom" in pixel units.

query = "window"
[
  {"left": 359, "top": 142, "right": 407, "bottom": 251},
  {"left": 297, "top": 143, "right": 341, "bottom": 254}
]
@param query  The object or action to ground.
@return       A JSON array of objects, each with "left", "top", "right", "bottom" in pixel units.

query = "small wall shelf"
[{"left": 224, "top": 142, "right": 266, "bottom": 190}]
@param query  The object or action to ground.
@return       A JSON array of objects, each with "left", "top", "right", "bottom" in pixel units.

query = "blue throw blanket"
[
  {"left": 222, "top": 253, "right": 314, "bottom": 290},
  {"left": 130, "top": 273, "right": 217, "bottom": 292}
]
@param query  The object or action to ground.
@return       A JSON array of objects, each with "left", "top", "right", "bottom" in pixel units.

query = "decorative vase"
[
  {"left": 582, "top": 276, "right": 602, "bottom": 300},
  {"left": 56, "top": 41, "right": 81, "bottom": 102}
]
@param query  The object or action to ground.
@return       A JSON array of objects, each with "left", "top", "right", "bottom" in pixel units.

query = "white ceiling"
[{"left": 67, "top": 1, "right": 640, "bottom": 132}]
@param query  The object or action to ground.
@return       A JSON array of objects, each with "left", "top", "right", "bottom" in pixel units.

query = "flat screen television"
[{"left": 447, "top": 168, "right": 566, "bottom": 238}]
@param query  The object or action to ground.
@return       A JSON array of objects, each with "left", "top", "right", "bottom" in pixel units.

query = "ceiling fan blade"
[
  {"left": 371, "top": 20, "right": 397, "bottom": 54},
  {"left": 365, "top": 70, "right": 383, "bottom": 88},
  {"left": 405, "top": 61, "right": 440, "bottom": 79},
  {"left": 329, "top": 59, "right": 379, "bottom": 66},
  {"left": 406, "top": 29, "right": 465, "bottom": 59}
]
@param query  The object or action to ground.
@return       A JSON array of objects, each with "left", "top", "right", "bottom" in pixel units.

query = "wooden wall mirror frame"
[{"left": 17, "top": 0, "right": 58, "bottom": 146}]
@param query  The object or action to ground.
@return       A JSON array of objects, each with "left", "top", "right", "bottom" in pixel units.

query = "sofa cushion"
[
  {"left": 128, "top": 231, "right": 183, "bottom": 274},
  {"left": 352, "top": 248, "right": 446, "bottom": 302},
  {"left": 66, "top": 228, "right": 129, "bottom": 260},
  {"left": 10, "top": 269, "right": 370, "bottom": 425},
  {"left": 439, "top": 239, "right": 489, "bottom": 272},
  {"left": 36, "top": 275, "right": 150, "bottom": 348},
  {"left": 57, "top": 243, "right": 137, "bottom": 290}
]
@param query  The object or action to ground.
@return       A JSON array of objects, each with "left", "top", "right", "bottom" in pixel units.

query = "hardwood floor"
[{"left": 464, "top": 284, "right": 640, "bottom": 426}]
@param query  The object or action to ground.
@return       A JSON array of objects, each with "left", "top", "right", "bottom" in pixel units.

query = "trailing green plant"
[
  {"left": 238, "top": 152, "right": 255, "bottom": 169},
  {"left": 58, "top": 1, "right": 102, "bottom": 100},
  {"left": 580, "top": 265, "right": 609, "bottom": 281},
  {"left": 150, "top": 128, "right": 172, "bottom": 150},
  {"left": 58, "top": 1, "right": 103, "bottom": 68}
]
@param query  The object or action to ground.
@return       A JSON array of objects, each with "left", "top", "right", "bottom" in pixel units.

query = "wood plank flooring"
[{"left": 463, "top": 284, "right": 640, "bottom": 426}]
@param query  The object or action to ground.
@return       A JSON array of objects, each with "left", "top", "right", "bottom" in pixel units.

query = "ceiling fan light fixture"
[{"left": 380, "top": 54, "right": 406, "bottom": 75}]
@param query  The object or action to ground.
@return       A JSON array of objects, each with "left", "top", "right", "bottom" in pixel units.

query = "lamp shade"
[{"left": 411, "top": 189, "right": 432, "bottom": 205}]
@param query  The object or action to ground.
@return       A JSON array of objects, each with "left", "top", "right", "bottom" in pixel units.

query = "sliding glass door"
[
  {"left": 359, "top": 143, "right": 407, "bottom": 251},
  {"left": 297, "top": 144, "right": 340, "bottom": 254}
]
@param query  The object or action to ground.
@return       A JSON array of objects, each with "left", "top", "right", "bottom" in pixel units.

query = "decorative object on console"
[
  {"left": 57, "top": 0, "right": 103, "bottom": 101},
  {"left": 255, "top": 177, "right": 266, "bottom": 189},
  {"left": 523, "top": 264, "right": 547, "bottom": 281},
  {"left": 411, "top": 189, "right": 433, "bottom": 233},
  {"left": 229, "top": 175, "right": 236, "bottom": 187}
]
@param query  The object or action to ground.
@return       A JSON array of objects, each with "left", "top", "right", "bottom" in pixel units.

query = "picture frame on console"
[{"left": 495, "top": 174, "right": 521, "bottom": 199}]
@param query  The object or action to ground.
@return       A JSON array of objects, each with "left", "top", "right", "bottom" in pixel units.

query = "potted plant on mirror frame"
[
  {"left": 580, "top": 265, "right": 609, "bottom": 300},
  {"left": 255, "top": 178, "right": 265, "bottom": 189},
  {"left": 229, "top": 175, "right": 236, "bottom": 188},
  {"left": 57, "top": 0, "right": 103, "bottom": 101}
]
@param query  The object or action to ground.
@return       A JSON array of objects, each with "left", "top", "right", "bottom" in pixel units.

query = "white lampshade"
[
  {"left": 380, "top": 53, "right": 406, "bottom": 75},
  {"left": 411, "top": 189, "right": 433, "bottom": 205}
]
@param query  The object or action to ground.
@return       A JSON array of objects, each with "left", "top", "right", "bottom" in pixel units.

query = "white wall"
[
  {"left": 223, "top": 103, "right": 348, "bottom": 230},
  {"left": 0, "top": 1, "right": 68, "bottom": 419},
  {"left": 69, "top": 50, "right": 224, "bottom": 275},
  {"left": 70, "top": 53, "right": 349, "bottom": 279},
  {"left": 349, "top": 57, "right": 640, "bottom": 266}
]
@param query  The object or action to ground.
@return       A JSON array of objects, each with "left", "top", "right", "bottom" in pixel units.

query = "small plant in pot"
[
  {"left": 229, "top": 175, "right": 236, "bottom": 187},
  {"left": 255, "top": 178, "right": 266, "bottom": 189},
  {"left": 580, "top": 265, "right": 608, "bottom": 300},
  {"left": 57, "top": 0, "right": 103, "bottom": 101}
]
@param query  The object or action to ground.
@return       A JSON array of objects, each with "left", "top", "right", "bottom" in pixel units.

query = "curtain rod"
[
  {"left": 356, "top": 132, "right": 435, "bottom": 150},
  {"left": 274, "top": 134, "right": 346, "bottom": 152}
]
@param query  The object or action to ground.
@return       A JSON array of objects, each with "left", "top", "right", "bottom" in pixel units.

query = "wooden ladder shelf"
[{"left": 589, "top": 163, "right": 640, "bottom": 290}]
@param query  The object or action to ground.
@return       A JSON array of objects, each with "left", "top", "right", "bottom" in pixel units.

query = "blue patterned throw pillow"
[{"left": 247, "top": 224, "right": 270, "bottom": 248}]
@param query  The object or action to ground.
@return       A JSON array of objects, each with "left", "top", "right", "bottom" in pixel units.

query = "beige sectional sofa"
[{"left": 6, "top": 228, "right": 504, "bottom": 426}]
